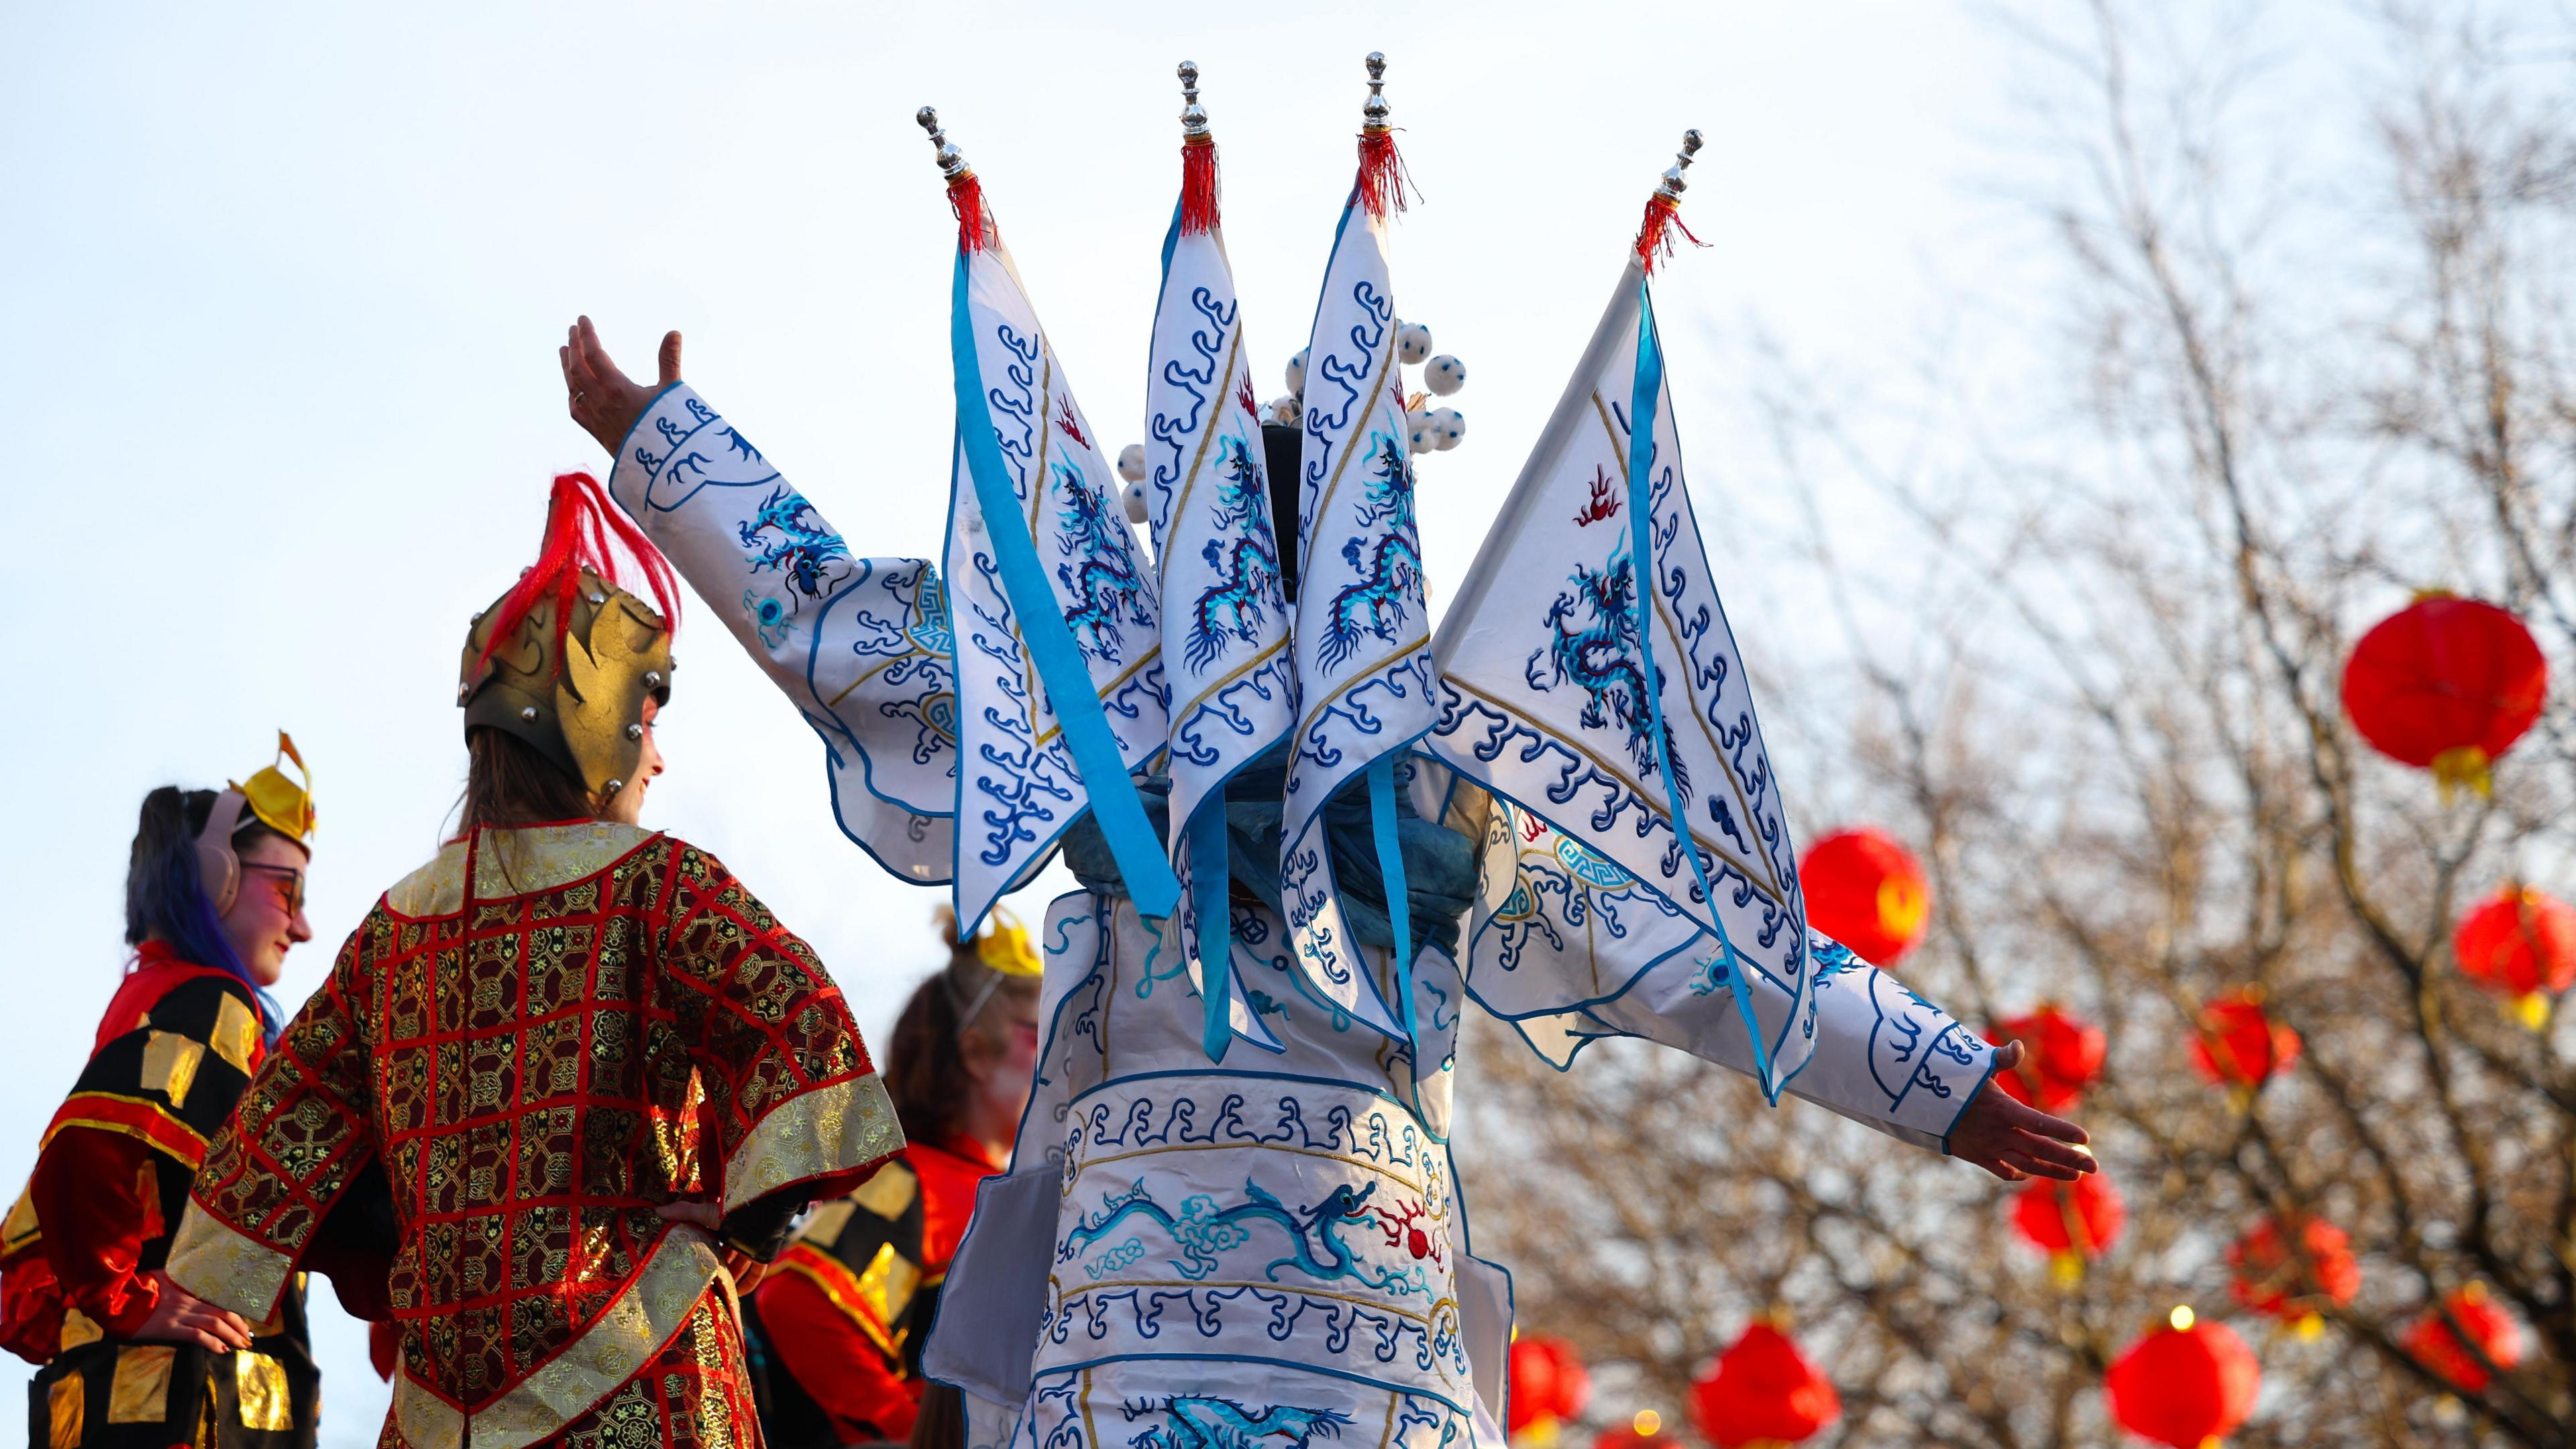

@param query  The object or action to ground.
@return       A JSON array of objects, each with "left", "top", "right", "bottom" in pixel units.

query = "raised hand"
[
  {"left": 1946, "top": 1040, "right": 2096, "bottom": 1181},
  {"left": 559, "top": 317, "right": 682, "bottom": 457},
  {"left": 132, "top": 1269, "right": 256, "bottom": 1353}
]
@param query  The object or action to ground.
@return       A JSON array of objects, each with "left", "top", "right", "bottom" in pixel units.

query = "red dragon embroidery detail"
[{"left": 1574, "top": 466, "right": 1621, "bottom": 527}]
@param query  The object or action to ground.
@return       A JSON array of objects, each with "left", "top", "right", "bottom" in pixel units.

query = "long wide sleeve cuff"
[{"left": 602, "top": 383, "right": 959, "bottom": 886}]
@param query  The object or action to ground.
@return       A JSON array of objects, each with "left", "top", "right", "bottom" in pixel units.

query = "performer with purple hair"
[{"left": 5, "top": 740, "right": 322, "bottom": 1449}]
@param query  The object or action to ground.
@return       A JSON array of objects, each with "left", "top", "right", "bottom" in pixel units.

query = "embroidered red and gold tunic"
[{"left": 166, "top": 822, "right": 904, "bottom": 1449}]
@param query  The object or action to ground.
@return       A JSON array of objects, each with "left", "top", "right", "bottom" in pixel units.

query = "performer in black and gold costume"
[{"left": 5, "top": 740, "right": 321, "bottom": 1449}]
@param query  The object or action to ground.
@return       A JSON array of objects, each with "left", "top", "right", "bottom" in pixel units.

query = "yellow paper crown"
[
  {"left": 232, "top": 731, "right": 316, "bottom": 843},
  {"left": 974, "top": 905, "right": 1042, "bottom": 977}
]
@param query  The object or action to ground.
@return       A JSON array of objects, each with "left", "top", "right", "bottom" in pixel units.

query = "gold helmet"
[{"left": 459, "top": 472, "right": 682, "bottom": 800}]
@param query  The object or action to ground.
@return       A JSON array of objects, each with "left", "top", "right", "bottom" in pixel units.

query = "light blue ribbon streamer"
[
  {"left": 950, "top": 254, "right": 1181, "bottom": 922},
  {"left": 1366, "top": 753, "right": 1419, "bottom": 1046},
  {"left": 1624, "top": 276, "right": 1770, "bottom": 1086},
  {"left": 1189, "top": 796, "right": 1234, "bottom": 1062}
]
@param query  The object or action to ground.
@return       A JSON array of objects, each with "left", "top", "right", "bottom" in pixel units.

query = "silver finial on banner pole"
[
  {"left": 916, "top": 106, "right": 971, "bottom": 182},
  {"left": 1179, "top": 60, "right": 1208, "bottom": 138},
  {"left": 1362, "top": 51, "right": 1389, "bottom": 131},
  {"left": 1656, "top": 128, "right": 1703, "bottom": 203}
]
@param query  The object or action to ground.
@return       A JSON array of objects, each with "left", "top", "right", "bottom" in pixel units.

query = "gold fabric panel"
[
  {"left": 855, "top": 1240, "right": 920, "bottom": 1332},
  {"left": 849, "top": 1160, "right": 918, "bottom": 1221},
  {"left": 3, "top": 1183, "right": 39, "bottom": 1256},
  {"left": 58, "top": 1309, "right": 101, "bottom": 1352},
  {"left": 164, "top": 1203, "right": 296, "bottom": 1321},
  {"left": 385, "top": 842, "right": 466, "bottom": 918},
  {"left": 798, "top": 1199, "right": 856, "bottom": 1250},
  {"left": 386, "top": 823, "right": 655, "bottom": 917},
  {"left": 392, "top": 1224, "right": 720, "bottom": 1449},
  {"left": 233, "top": 1351, "right": 292, "bottom": 1432},
  {"left": 722, "top": 1072, "right": 903, "bottom": 1214},
  {"left": 107, "top": 1345, "right": 174, "bottom": 1424},
  {"left": 210, "top": 994, "right": 262, "bottom": 1076},
  {"left": 46, "top": 1372, "right": 82, "bottom": 1449},
  {"left": 141, "top": 1031, "right": 205, "bottom": 1108}
]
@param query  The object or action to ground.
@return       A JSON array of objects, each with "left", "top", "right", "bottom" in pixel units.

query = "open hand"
[
  {"left": 560, "top": 317, "right": 682, "bottom": 457},
  {"left": 132, "top": 1270, "right": 254, "bottom": 1353},
  {"left": 654, "top": 1199, "right": 765, "bottom": 1295},
  {"left": 1947, "top": 1040, "right": 2096, "bottom": 1181}
]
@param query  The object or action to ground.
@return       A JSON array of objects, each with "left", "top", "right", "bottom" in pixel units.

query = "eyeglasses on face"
[{"left": 240, "top": 862, "right": 307, "bottom": 912}]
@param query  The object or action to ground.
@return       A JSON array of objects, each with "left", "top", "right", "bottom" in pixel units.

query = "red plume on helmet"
[{"left": 475, "top": 472, "right": 682, "bottom": 677}]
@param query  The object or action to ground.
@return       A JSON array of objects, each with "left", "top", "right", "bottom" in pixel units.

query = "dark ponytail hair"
[
  {"left": 126, "top": 786, "right": 288, "bottom": 1036},
  {"left": 458, "top": 727, "right": 599, "bottom": 837}
]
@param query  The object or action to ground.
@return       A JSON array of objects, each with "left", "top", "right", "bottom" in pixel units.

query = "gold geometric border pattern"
[
  {"left": 722, "top": 1072, "right": 903, "bottom": 1215},
  {"left": 392, "top": 1225, "right": 721, "bottom": 1449},
  {"left": 164, "top": 1205, "right": 296, "bottom": 1322}
]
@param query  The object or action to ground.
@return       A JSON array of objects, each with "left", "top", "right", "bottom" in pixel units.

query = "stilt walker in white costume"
[{"left": 557, "top": 54, "right": 2094, "bottom": 1449}]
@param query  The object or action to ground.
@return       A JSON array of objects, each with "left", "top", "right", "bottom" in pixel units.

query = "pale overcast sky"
[{"left": 0, "top": 2, "right": 2244, "bottom": 1442}]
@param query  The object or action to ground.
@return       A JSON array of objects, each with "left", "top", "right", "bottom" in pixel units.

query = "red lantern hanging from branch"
[
  {"left": 2452, "top": 885, "right": 2576, "bottom": 1029},
  {"left": 2226, "top": 1216, "right": 2359, "bottom": 1332},
  {"left": 1690, "top": 1320, "right": 1841, "bottom": 1448},
  {"left": 2402, "top": 1283, "right": 2524, "bottom": 1393},
  {"left": 2189, "top": 987, "right": 2301, "bottom": 1090},
  {"left": 1984, "top": 1005, "right": 2107, "bottom": 1112},
  {"left": 2104, "top": 1307, "right": 2260, "bottom": 1449},
  {"left": 2011, "top": 1173, "right": 2125, "bottom": 1283},
  {"left": 1799, "top": 828, "right": 1930, "bottom": 967},
  {"left": 2339, "top": 594, "right": 2547, "bottom": 798},
  {"left": 1508, "top": 1334, "right": 1592, "bottom": 1440}
]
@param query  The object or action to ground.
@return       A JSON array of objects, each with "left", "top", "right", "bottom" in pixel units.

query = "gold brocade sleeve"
[
  {"left": 653, "top": 843, "right": 903, "bottom": 1218},
  {"left": 169, "top": 919, "right": 384, "bottom": 1320}
]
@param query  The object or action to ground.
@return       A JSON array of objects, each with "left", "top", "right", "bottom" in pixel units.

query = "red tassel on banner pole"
[
  {"left": 1635, "top": 194, "right": 1705, "bottom": 273},
  {"left": 1635, "top": 130, "right": 1706, "bottom": 274},
  {"left": 1358, "top": 127, "right": 1409, "bottom": 221},
  {"left": 948, "top": 172, "right": 991, "bottom": 254},
  {"left": 1181, "top": 134, "right": 1220, "bottom": 235}
]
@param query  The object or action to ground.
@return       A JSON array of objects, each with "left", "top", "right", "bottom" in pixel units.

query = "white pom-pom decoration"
[
  {"left": 1122, "top": 479, "right": 1151, "bottom": 525},
  {"left": 1407, "top": 410, "right": 1439, "bottom": 455},
  {"left": 1424, "top": 356, "right": 1466, "bottom": 396},
  {"left": 1396, "top": 323, "right": 1434, "bottom": 365},
  {"left": 1432, "top": 408, "right": 1464, "bottom": 451},
  {"left": 1285, "top": 348, "right": 1309, "bottom": 395},
  {"left": 1116, "top": 443, "right": 1148, "bottom": 484},
  {"left": 1269, "top": 395, "right": 1301, "bottom": 427}
]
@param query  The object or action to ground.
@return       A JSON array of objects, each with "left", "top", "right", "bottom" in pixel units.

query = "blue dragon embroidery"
[
  {"left": 1059, "top": 1179, "right": 1428, "bottom": 1297},
  {"left": 1185, "top": 435, "right": 1283, "bottom": 671},
  {"left": 739, "top": 485, "right": 852, "bottom": 600},
  {"left": 1525, "top": 553, "right": 1689, "bottom": 796},
  {"left": 1053, "top": 460, "right": 1151, "bottom": 663},
  {"left": 737, "top": 485, "right": 853, "bottom": 647},
  {"left": 1120, "top": 1398, "right": 1354, "bottom": 1449},
  {"left": 1316, "top": 431, "right": 1423, "bottom": 672}
]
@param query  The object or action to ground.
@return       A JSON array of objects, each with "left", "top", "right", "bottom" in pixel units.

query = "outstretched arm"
[{"left": 551, "top": 317, "right": 959, "bottom": 883}]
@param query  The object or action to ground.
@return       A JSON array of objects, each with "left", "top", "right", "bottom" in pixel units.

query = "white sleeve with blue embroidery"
[{"left": 602, "top": 383, "right": 958, "bottom": 885}]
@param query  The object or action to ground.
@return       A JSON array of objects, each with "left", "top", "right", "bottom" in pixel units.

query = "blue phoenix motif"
[
  {"left": 1524, "top": 551, "right": 1688, "bottom": 796},
  {"left": 1120, "top": 1398, "right": 1354, "bottom": 1449},
  {"left": 1053, "top": 459, "right": 1152, "bottom": 663},
  {"left": 1317, "top": 430, "right": 1423, "bottom": 672},
  {"left": 1185, "top": 435, "right": 1284, "bottom": 671}
]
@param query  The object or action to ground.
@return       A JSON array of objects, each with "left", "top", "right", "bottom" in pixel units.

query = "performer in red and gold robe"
[
  {"left": 745, "top": 910, "right": 1038, "bottom": 1449},
  {"left": 164, "top": 474, "right": 904, "bottom": 1449},
  {"left": 6, "top": 739, "right": 322, "bottom": 1449}
]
